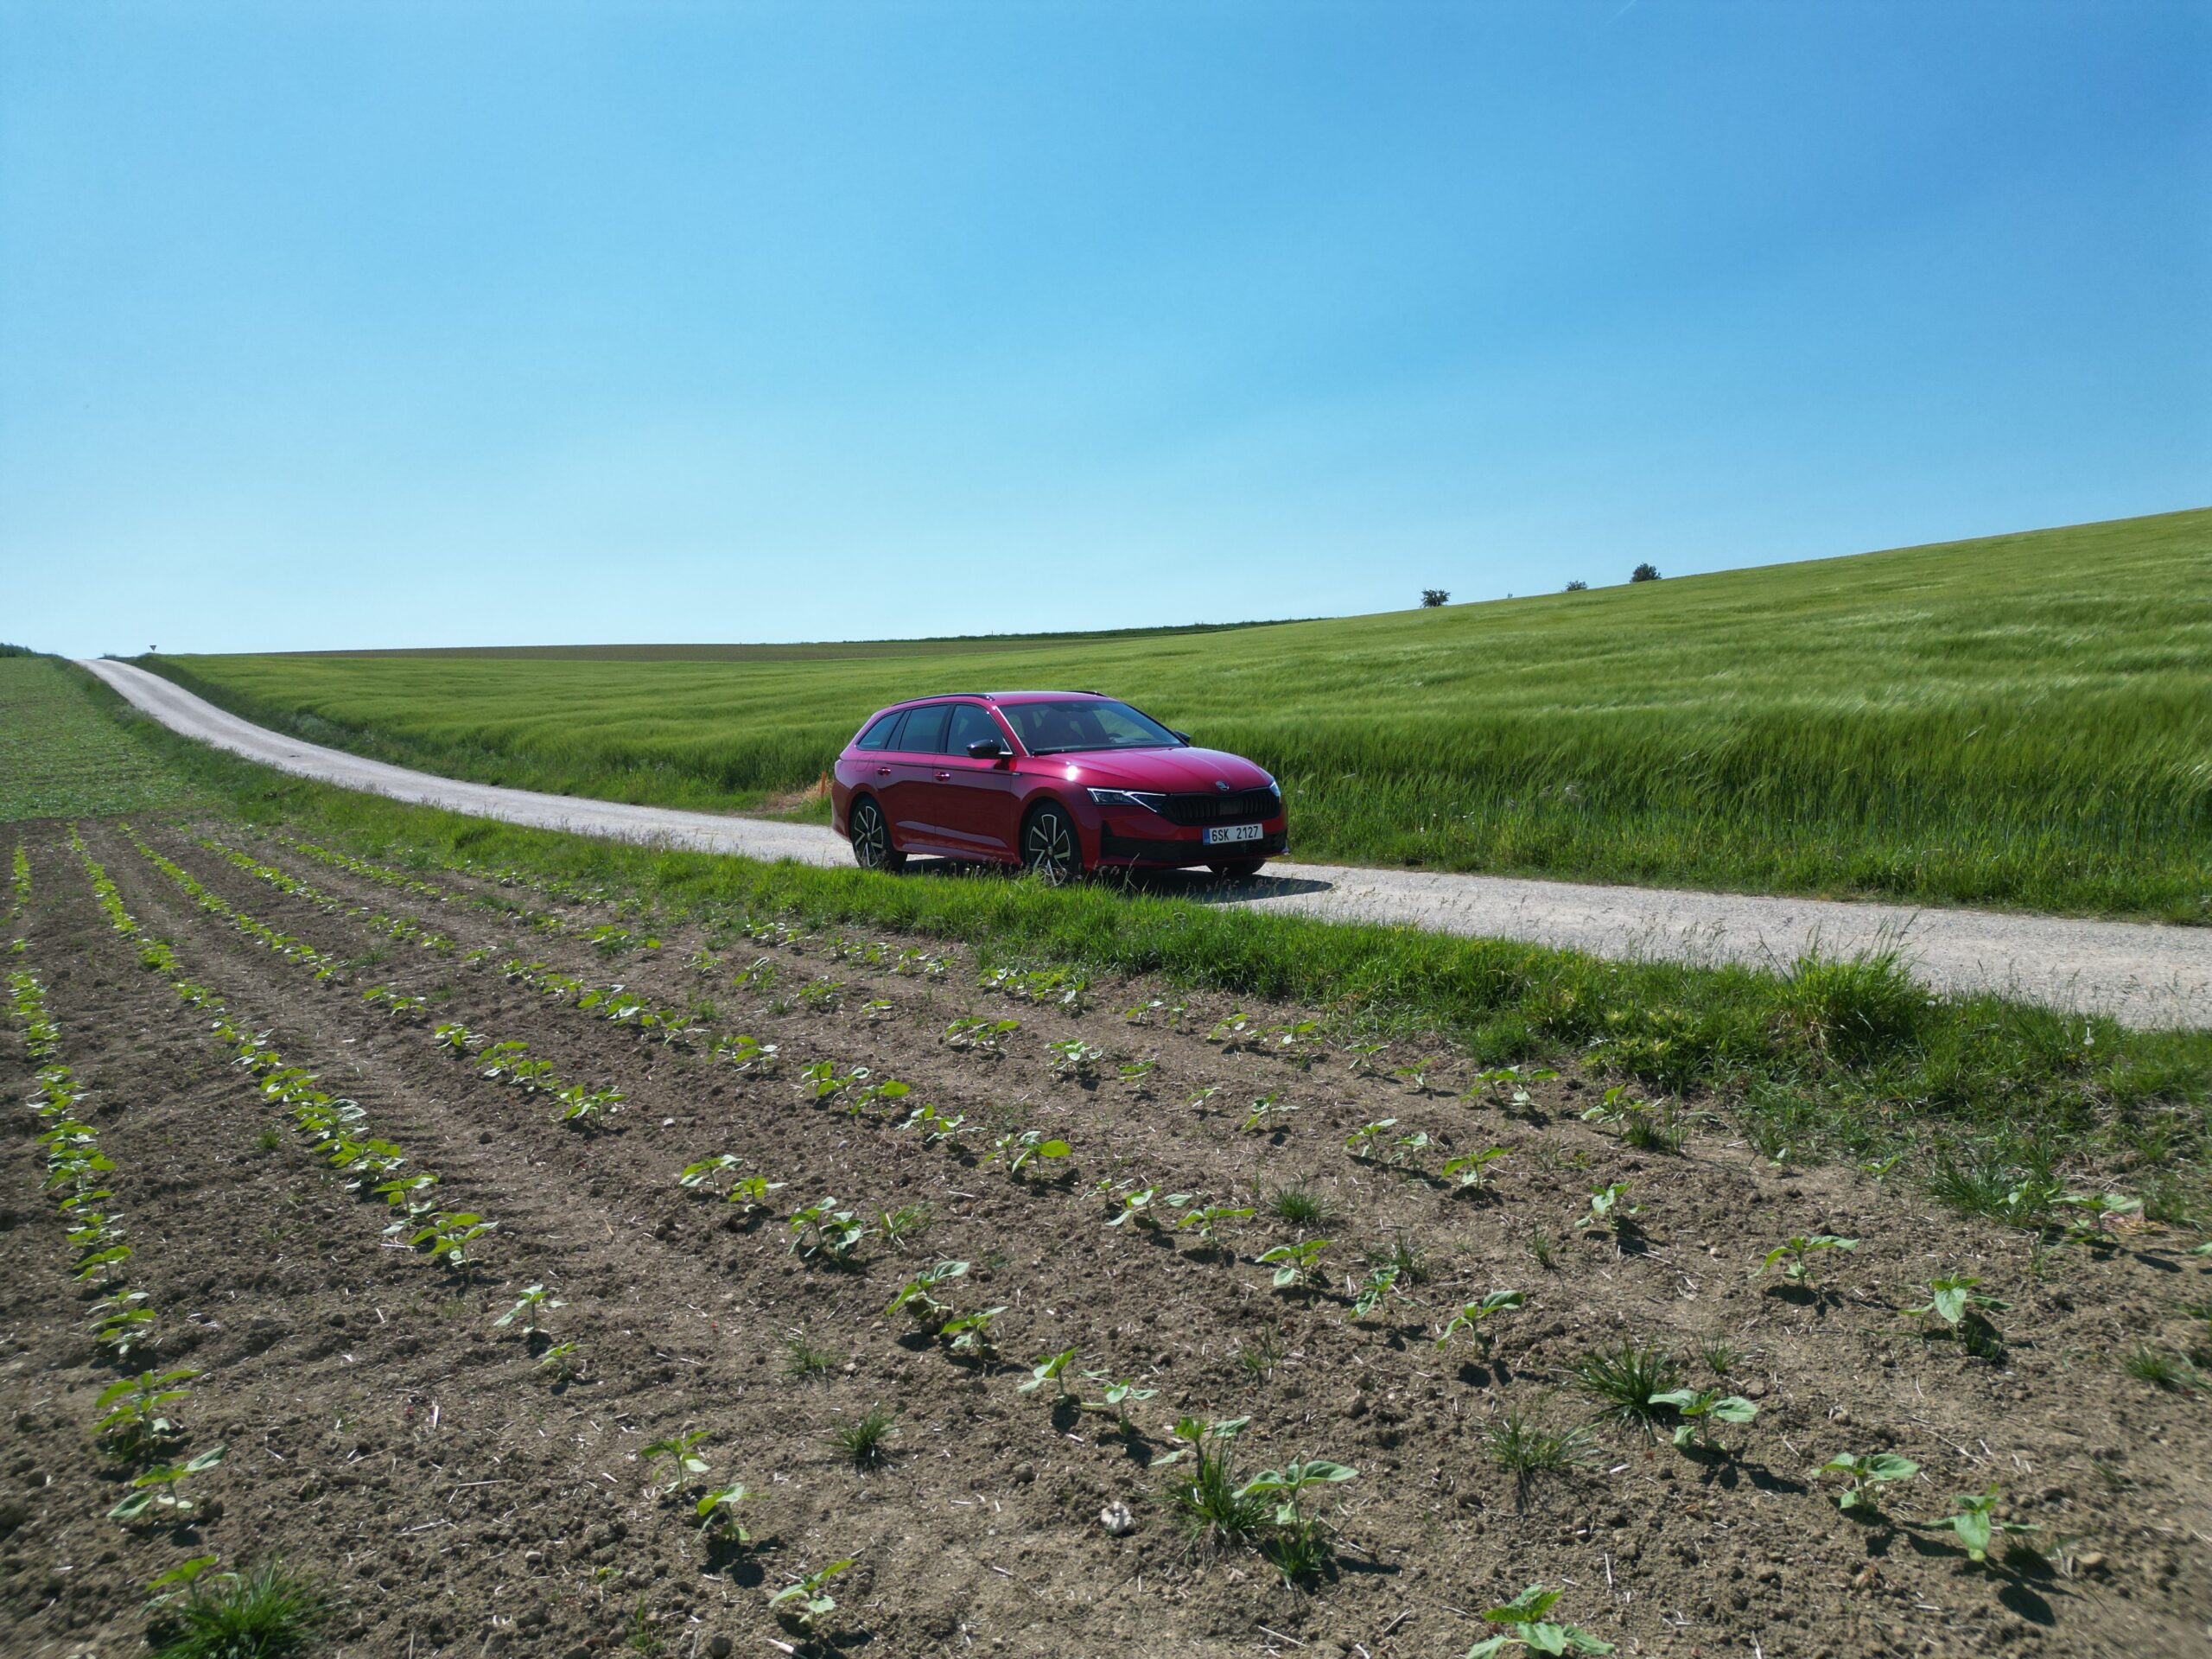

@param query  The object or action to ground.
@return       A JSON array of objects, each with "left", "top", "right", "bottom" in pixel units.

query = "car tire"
[
  {"left": 849, "top": 797, "right": 906, "bottom": 872},
  {"left": 1021, "top": 802, "right": 1084, "bottom": 885},
  {"left": 1210, "top": 860, "right": 1265, "bottom": 881}
]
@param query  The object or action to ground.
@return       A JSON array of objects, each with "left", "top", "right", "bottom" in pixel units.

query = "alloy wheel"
[{"left": 1023, "top": 808, "right": 1078, "bottom": 885}]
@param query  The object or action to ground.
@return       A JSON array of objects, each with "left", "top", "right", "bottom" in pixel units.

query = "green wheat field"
[{"left": 149, "top": 508, "right": 2211, "bottom": 920}]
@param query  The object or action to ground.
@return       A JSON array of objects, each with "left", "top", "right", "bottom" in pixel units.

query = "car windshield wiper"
[{"left": 1027, "top": 742, "right": 1173, "bottom": 756}]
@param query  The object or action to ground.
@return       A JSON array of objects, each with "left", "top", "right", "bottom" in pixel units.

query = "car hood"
[{"left": 1043, "top": 747, "right": 1275, "bottom": 793}]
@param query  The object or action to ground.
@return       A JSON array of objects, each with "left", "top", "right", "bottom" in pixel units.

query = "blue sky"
[{"left": 3, "top": 1, "right": 2206, "bottom": 655}]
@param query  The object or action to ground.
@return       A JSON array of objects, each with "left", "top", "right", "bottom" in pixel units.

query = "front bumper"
[{"left": 1097, "top": 827, "right": 1288, "bottom": 867}]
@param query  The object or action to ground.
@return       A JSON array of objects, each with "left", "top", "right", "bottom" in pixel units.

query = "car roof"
[{"left": 873, "top": 690, "right": 1109, "bottom": 712}]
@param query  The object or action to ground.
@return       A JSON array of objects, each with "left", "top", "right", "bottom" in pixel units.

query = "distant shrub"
[
  {"left": 1563, "top": 581, "right": 1587, "bottom": 592},
  {"left": 1630, "top": 563, "right": 1661, "bottom": 582},
  {"left": 0, "top": 643, "right": 37, "bottom": 657},
  {"left": 1421, "top": 589, "right": 1449, "bottom": 608}
]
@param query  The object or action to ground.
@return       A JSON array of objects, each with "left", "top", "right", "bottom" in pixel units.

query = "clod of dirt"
[{"left": 1100, "top": 1502, "right": 1137, "bottom": 1536}]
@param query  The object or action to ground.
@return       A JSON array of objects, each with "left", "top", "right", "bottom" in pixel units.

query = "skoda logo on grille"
[{"left": 1215, "top": 780, "right": 1230, "bottom": 791}]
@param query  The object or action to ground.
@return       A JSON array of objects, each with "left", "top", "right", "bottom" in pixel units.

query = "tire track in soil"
[{"left": 100, "top": 822, "right": 2212, "bottom": 1657}]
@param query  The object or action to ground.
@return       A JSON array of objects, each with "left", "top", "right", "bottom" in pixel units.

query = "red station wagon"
[{"left": 830, "top": 691, "right": 1287, "bottom": 883}]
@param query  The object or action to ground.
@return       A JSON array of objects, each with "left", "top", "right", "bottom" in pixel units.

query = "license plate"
[{"left": 1205, "top": 823, "right": 1264, "bottom": 846}]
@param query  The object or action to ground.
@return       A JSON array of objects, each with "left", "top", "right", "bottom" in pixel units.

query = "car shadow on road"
[{"left": 902, "top": 857, "right": 1333, "bottom": 902}]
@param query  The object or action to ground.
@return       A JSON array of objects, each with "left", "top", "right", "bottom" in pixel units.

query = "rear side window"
[
  {"left": 853, "top": 712, "right": 904, "bottom": 752},
  {"left": 945, "top": 702, "right": 1003, "bottom": 755},
  {"left": 896, "top": 702, "right": 951, "bottom": 754}
]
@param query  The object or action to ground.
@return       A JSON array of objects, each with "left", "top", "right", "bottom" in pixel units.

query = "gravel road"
[{"left": 85, "top": 657, "right": 2210, "bottom": 1028}]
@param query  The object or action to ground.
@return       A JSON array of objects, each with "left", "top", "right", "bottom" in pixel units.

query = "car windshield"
[{"left": 1001, "top": 699, "right": 1182, "bottom": 756}]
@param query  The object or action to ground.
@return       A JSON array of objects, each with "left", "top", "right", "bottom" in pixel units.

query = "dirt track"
[{"left": 84, "top": 658, "right": 2212, "bottom": 1029}]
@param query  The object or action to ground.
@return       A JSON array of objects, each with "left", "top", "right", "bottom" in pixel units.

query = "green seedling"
[
  {"left": 1208, "top": 1010, "right": 1257, "bottom": 1046},
  {"left": 90, "top": 1292, "right": 156, "bottom": 1360},
  {"left": 1047, "top": 1038, "right": 1103, "bottom": 1081},
  {"left": 713, "top": 1032, "right": 779, "bottom": 1072},
  {"left": 1465, "top": 1583, "right": 1615, "bottom": 1656},
  {"left": 410, "top": 1211, "right": 496, "bottom": 1274},
  {"left": 493, "top": 1283, "right": 566, "bottom": 1336},
  {"left": 696, "top": 1484, "right": 754, "bottom": 1543},
  {"left": 1462, "top": 1065, "right": 1559, "bottom": 1114},
  {"left": 1352, "top": 1264, "right": 1408, "bottom": 1318},
  {"left": 141, "top": 1551, "right": 219, "bottom": 1610},
  {"left": 1117, "top": 1058, "right": 1156, "bottom": 1085},
  {"left": 1109, "top": 1185, "right": 1195, "bottom": 1230},
  {"left": 552, "top": 1082, "right": 622, "bottom": 1124},
  {"left": 1239, "top": 1455, "right": 1358, "bottom": 1584},
  {"left": 799, "top": 1059, "right": 866, "bottom": 1102},
  {"left": 1819, "top": 1451, "right": 1921, "bottom": 1514},
  {"left": 885, "top": 1260, "right": 970, "bottom": 1328},
  {"left": 1081, "top": 1372, "right": 1159, "bottom": 1436},
  {"left": 1153, "top": 1415, "right": 1265, "bottom": 1546},
  {"left": 1238, "top": 1092, "right": 1299, "bottom": 1134},
  {"left": 1904, "top": 1274, "right": 2009, "bottom": 1328},
  {"left": 1575, "top": 1182, "right": 1639, "bottom": 1235},
  {"left": 944, "top": 1016, "right": 1020, "bottom": 1055},
  {"left": 943, "top": 1305, "right": 1007, "bottom": 1357},
  {"left": 1445, "top": 1147, "right": 1510, "bottom": 1192},
  {"left": 1759, "top": 1234, "right": 1857, "bottom": 1287},
  {"left": 1932, "top": 1483, "right": 2040, "bottom": 1563},
  {"left": 1650, "top": 1387, "right": 1758, "bottom": 1453},
  {"left": 1171, "top": 1199, "right": 1253, "bottom": 1249},
  {"left": 95, "top": 1368, "right": 196, "bottom": 1454},
  {"left": 829, "top": 1406, "right": 899, "bottom": 1465},
  {"left": 2053, "top": 1191, "right": 2143, "bottom": 1246},
  {"left": 1391, "top": 1057, "right": 1434, "bottom": 1094},
  {"left": 1344, "top": 1119, "right": 1398, "bottom": 1161},
  {"left": 1016, "top": 1347, "right": 1080, "bottom": 1398},
  {"left": 110, "top": 1445, "right": 226, "bottom": 1521},
  {"left": 1570, "top": 1343, "right": 1683, "bottom": 1437},
  {"left": 768, "top": 1559, "right": 854, "bottom": 1631},
  {"left": 1259, "top": 1237, "right": 1331, "bottom": 1292},
  {"left": 788, "top": 1198, "right": 868, "bottom": 1264},
  {"left": 798, "top": 976, "right": 844, "bottom": 1009},
  {"left": 902, "top": 1103, "right": 968, "bottom": 1146},
  {"left": 432, "top": 1021, "right": 480, "bottom": 1053},
  {"left": 1436, "top": 1289, "right": 1527, "bottom": 1354},
  {"left": 987, "top": 1128, "right": 1071, "bottom": 1178},
  {"left": 859, "top": 997, "right": 894, "bottom": 1022},
  {"left": 878, "top": 1202, "right": 932, "bottom": 1246},
  {"left": 640, "top": 1429, "right": 711, "bottom": 1495},
  {"left": 538, "top": 1341, "right": 582, "bottom": 1382}
]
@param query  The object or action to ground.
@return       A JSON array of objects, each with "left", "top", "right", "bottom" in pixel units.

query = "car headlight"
[
  {"left": 1267, "top": 779, "right": 1281, "bottom": 798},
  {"left": 1086, "top": 787, "right": 1168, "bottom": 814}
]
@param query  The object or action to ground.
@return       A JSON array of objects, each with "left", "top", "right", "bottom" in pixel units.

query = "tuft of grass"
[
  {"left": 1266, "top": 1182, "right": 1339, "bottom": 1228},
  {"left": 828, "top": 1405, "right": 900, "bottom": 1466},
  {"left": 1484, "top": 1400, "right": 1600, "bottom": 1491},
  {"left": 2120, "top": 1344, "right": 2192, "bottom": 1393},
  {"left": 1698, "top": 1335, "right": 1738, "bottom": 1377},
  {"left": 1570, "top": 1343, "right": 1683, "bottom": 1436},
  {"left": 1527, "top": 1227, "right": 1556, "bottom": 1269},
  {"left": 1233, "top": 1326, "right": 1287, "bottom": 1378},
  {"left": 149, "top": 1561, "right": 324, "bottom": 1659},
  {"left": 1362, "top": 1232, "right": 1431, "bottom": 1285},
  {"left": 784, "top": 1330, "right": 840, "bottom": 1378}
]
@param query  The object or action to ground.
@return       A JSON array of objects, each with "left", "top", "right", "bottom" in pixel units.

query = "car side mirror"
[
  {"left": 1170, "top": 729, "right": 1192, "bottom": 744},
  {"left": 967, "top": 739, "right": 1009, "bottom": 760}
]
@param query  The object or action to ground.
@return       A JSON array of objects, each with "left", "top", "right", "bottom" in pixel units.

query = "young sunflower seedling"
[
  {"left": 109, "top": 1445, "right": 226, "bottom": 1522},
  {"left": 1352, "top": 1264, "right": 1408, "bottom": 1319},
  {"left": 1109, "top": 1186, "right": 1194, "bottom": 1230},
  {"left": 943, "top": 1305, "right": 1007, "bottom": 1358},
  {"left": 1444, "top": 1147, "right": 1510, "bottom": 1193},
  {"left": 493, "top": 1283, "right": 566, "bottom": 1336},
  {"left": 1171, "top": 1199, "right": 1254, "bottom": 1251},
  {"left": 696, "top": 1484, "right": 754, "bottom": 1544},
  {"left": 1391, "top": 1057, "right": 1435, "bottom": 1095},
  {"left": 768, "top": 1559, "right": 854, "bottom": 1632},
  {"left": 1117, "top": 1058, "right": 1156, "bottom": 1086},
  {"left": 640, "top": 1429, "right": 712, "bottom": 1495},
  {"left": 1016, "top": 1346, "right": 1080, "bottom": 1400},
  {"left": 94, "top": 1369, "right": 196, "bottom": 1456},
  {"left": 2053, "top": 1191, "right": 2143, "bottom": 1247},
  {"left": 432, "top": 1021, "right": 480, "bottom": 1054},
  {"left": 410, "top": 1211, "right": 497, "bottom": 1275},
  {"left": 902, "top": 1103, "right": 968, "bottom": 1147},
  {"left": 1465, "top": 1583, "right": 1615, "bottom": 1657},
  {"left": 1344, "top": 1119, "right": 1398, "bottom": 1163},
  {"left": 552, "top": 1083, "right": 622, "bottom": 1125},
  {"left": 1650, "top": 1387, "right": 1758, "bottom": 1453},
  {"left": 1259, "top": 1237, "right": 1331, "bottom": 1293},
  {"left": 714, "top": 1032, "right": 779, "bottom": 1073},
  {"left": 1904, "top": 1275, "right": 2009, "bottom": 1354},
  {"left": 1931, "top": 1484, "right": 2040, "bottom": 1563},
  {"left": 1436, "top": 1290, "right": 1527, "bottom": 1355},
  {"left": 1081, "top": 1372, "right": 1159, "bottom": 1437},
  {"left": 1240, "top": 1455, "right": 1358, "bottom": 1584},
  {"left": 1048, "top": 1038, "right": 1103, "bottom": 1081},
  {"left": 1575, "top": 1183, "right": 1639, "bottom": 1236},
  {"left": 986, "top": 1128, "right": 1071, "bottom": 1179},
  {"left": 885, "top": 1260, "right": 970, "bottom": 1329},
  {"left": 788, "top": 1198, "right": 868, "bottom": 1265},
  {"left": 944, "top": 1016, "right": 1020, "bottom": 1056},
  {"left": 1819, "top": 1452, "right": 1921, "bottom": 1515},
  {"left": 1759, "top": 1234, "right": 1857, "bottom": 1288},
  {"left": 1239, "top": 1093, "right": 1299, "bottom": 1135},
  {"left": 1461, "top": 1065, "right": 1559, "bottom": 1115},
  {"left": 538, "top": 1341, "right": 582, "bottom": 1382},
  {"left": 878, "top": 1202, "right": 932, "bottom": 1247}
]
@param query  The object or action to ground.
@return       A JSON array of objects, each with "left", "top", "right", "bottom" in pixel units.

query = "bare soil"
[{"left": 3, "top": 817, "right": 2207, "bottom": 1659}]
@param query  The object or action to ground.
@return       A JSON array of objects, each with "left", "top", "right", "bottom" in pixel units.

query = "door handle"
[
  {"left": 875, "top": 766, "right": 892, "bottom": 777},
  {"left": 934, "top": 771, "right": 952, "bottom": 781}
]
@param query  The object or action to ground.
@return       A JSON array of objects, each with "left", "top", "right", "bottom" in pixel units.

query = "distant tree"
[
  {"left": 1630, "top": 563, "right": 1661, "bottom": 583},
  {"left": 1564, "top": 580, "right": 1588, "bottom": 592},
  {"left": 1421, "top": 589, "right": 1450, "bottom": 608}
]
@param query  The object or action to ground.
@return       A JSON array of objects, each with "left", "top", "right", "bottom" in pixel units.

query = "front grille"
[{"left": 1160, "top": 788, "right": 1279, "bottom": 826}]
